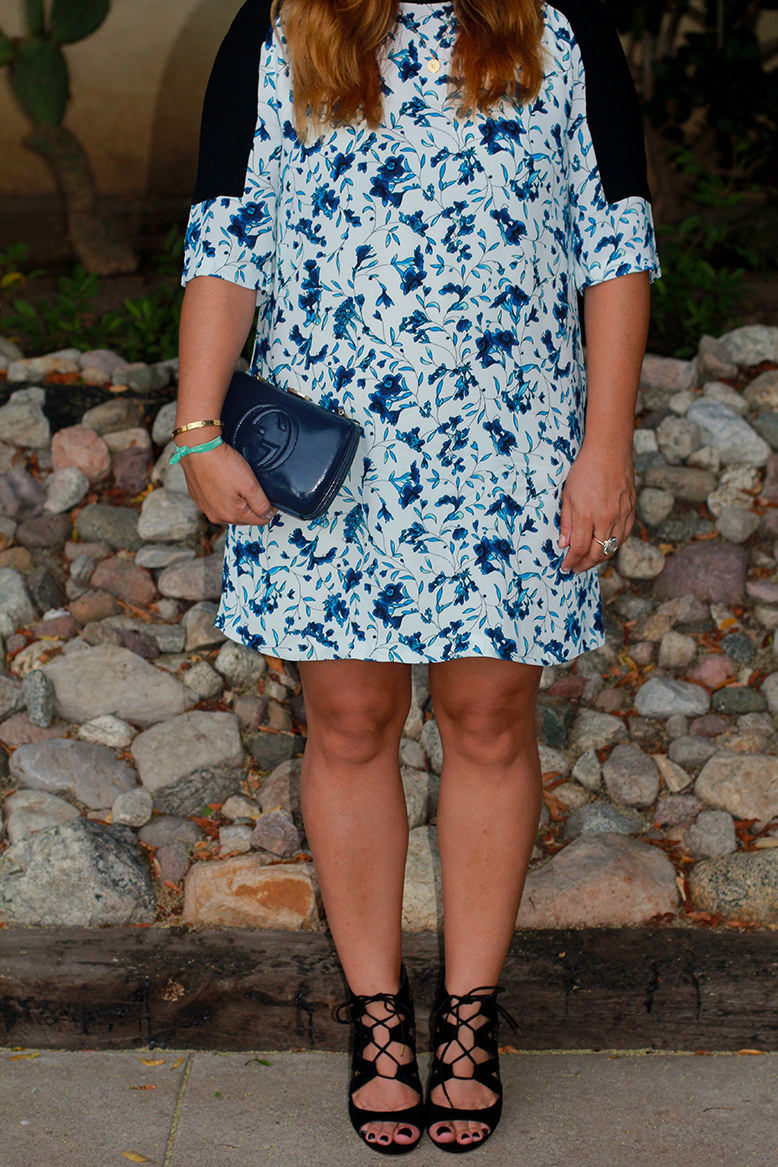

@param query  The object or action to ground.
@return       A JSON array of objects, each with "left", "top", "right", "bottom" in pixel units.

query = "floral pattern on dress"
[{"left": 182, "top": 1, "right": 660, "bottom": 664}]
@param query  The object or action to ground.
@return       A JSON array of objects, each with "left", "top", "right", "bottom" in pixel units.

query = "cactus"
[{"left": 0, "top": 0, "right": 137, "bottom": 275}]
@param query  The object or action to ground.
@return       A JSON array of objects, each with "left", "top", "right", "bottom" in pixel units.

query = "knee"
[
  {"left": 435, "top": 700, "right": 537, "bottom": 769},
  {"left": 307, "top": 697, "right": 410, "bottom": 767}
]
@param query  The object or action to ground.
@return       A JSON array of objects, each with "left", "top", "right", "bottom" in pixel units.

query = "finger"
[
  {"left": 558, "top": 487, "right": 573, "bottom": 549},
  {"left": 235, "top": 470, "right": 277, "bottom": 524},
  {"left": 561, "top": 509, "right": 595, "bottom": 572}
]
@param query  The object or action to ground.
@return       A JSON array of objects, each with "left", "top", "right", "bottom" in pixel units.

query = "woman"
[{"left": 176, "top": 0, "right": 658, "bottom": 1153}]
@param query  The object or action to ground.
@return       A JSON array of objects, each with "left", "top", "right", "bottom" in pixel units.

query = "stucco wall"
[{"left": 0, "top": 0, "right": 243, "bottom": 197}]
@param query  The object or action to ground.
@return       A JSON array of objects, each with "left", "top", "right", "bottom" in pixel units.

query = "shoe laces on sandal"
[
  {"left": 334, "top": 988, "right": 416, "bottom": 1082},
  {"left": 431, "top": 985, "right": 518, "bottom": 1108}
]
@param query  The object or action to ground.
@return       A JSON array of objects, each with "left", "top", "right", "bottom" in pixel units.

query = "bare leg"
[
  {"left": 297, "top": 659, "right": 420, "bottom": 1149},
  {"left": 426, "top": 657, "right": 543, "bottom": 1147}
]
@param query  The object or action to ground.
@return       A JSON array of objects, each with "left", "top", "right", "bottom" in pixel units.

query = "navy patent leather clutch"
[{"left": 220, "top": 370, "right": 361, "bottom": 521}]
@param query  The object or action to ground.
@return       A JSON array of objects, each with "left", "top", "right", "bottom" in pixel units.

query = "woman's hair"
[{"left": 270, "top": 0, "right": 545, "bottom": 140}]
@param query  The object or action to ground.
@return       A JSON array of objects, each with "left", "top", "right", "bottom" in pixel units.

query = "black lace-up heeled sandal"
[
  {"left": 425, "top": 984, "right": 518, "bottom": 1154},
  {"left": 334, "top": 963, "right": 425, "bottom": 1156}
]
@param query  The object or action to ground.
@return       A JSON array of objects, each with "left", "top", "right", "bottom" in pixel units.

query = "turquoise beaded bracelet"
[{"left": 170, "top": 435, "right": 223, "bottom": 465}]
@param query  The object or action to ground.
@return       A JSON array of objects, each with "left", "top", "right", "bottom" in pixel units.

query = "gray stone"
[
  {"left": 640, "top": 353, "right": 697, "bottom": 392},
  {"left": 157, "top": 841, "right": 190, "bottom": 882},
  {"left": 752, "top": 411, "right": 778, "bottom": 451},
  {"left": 656, "top": 542, "right": 748, "bottom": 605},
  {"left": 247, "top": 729, "right": 304, "bottom": 771},
  {"left": 535, "top": 693, "right": 574, "bottom": 748},
  {"left": 570, "top": 709, "right": 628, "bottom": 754},
  {"left": 602, "top": 743, "right": 661, "bottom": 807},
  {"left": 250, "top": 809, "right": 301, "bottom": 857},
  {"left": 152, "top": 402, "right": 178, "bottom": 446},
  {"left": 213, "top": 641, "right": 267, "bottom": 689},
  {"left": 690, "top": 849, "right": 778, "bottom": 923},
  {"left": 654, "top": 794, "right": 704, "bottom": 825},
  {"left": 400, "top": 737, "right": 428, "bottom": 770},
  {"left": 702, "top": 381, "right": 749, "bottom": 415},
  {"left": 9, "top": 738, "right": 137, "bottom": 809},
  {"left": 0, "top": 819, "right": 155, "bottom": 925},
  {"left": 643, "top": 463, "right": 718, "bottom": 503},
  {"left": 258, "top": 758, "right": 303, "bottom": 826},
  {"left": 695, "top": 753, "right": 778, "bottom": 821},
  {"left": 561, "top": 802, "right": 644, "bottom": 841},
  {"left": 131, "top": 711, "right": 243, "bottom": 793},
  {"left": 712, "top": 686, "right": 766, "bottom": 715},
  {"left": 42, "top": 645, "right": 186, "bottom": 726},
  {"left": 516, "top": 834, "right": 679, "bottom": 928},
  {"left": 656, "top": 415, "right": 702, "bottom": 464},
  {"left": 75, "top": 503, "right": 140, "bottom": 550},
  {"left": 152, "top": 766, "right": 245, "bottom": 816},
  {"left": 0, "top": 390, "right": 50, "bottom": 448},
  {"left": 0, "top": 337, "right": 24, "bottom": 362},
  {"left": 158, "top": 553, "right": 223, "bottom": 601},
  {"left": 613, "top": 594, "right": 653, "bottom": 622},
  {"left": 686, "top": 399, "right": 770, "bottom": 466},
  {"left": 7, "top": 353, "right": 78, "bottom": 382},
  {"left": 698, "top": 333, "right": 738, "bottom": 380},
  {"left": 137, "top": 488, "right": 203, "bottom": 543},
  {"left": 138, "top": 815, "right": 202, "bottom": 848},
  {"left": 3, "top": 789, "right": 80, "bottom": 844},
  {"left": 0, "top": 466, "right": 46, "bottom": 521},
  {"left": 656, "top": 592, "right": 710, "bottom": 626},
  {"left": 685, "top": 810, "right": 737, "bottom": 859},
  {"left": 135, "top": 544, "right": 196, "bottom": 570},
  {"left": 0, "top": 568, "right": 36, "bottom": 637},
  {"left": 657, "top": 632, "right": 696, "bottom": 671},
  {"left": 744, "top": 368, "right": 778, "bottom": 411},
  {"left": 113, "top": 361, "right": 170, "bottom": 393},
  {"left": 617, "top": 538, "right": 665, "bottom": 580},
  {"left": 760, "top": 672, "right": 778, "bottom": 716},
  {"left": 42, "top": 466, "right": 90, "bottom": 514},
  {"left": 111, "top": 786, "right": 153, "bottom": 828},
  {"left": 69, "top": 552, "right": 96, "bottom": 585},
  {"left": 402, "top": 825, "right": 442, "bottom": 930},
  {"left": 719, "top": 632, "right": 755, "bottom": 666},
  {"left": 221, "top": 794, "right": 260, "bottom": 821},
  {"left": 669, "top": 735, "right": 718, "bottom": 768},
  {"left": 716, "top": 506, "right": 760, "bottom": 544},
  {"left": 635, "top": 677, "right": 710, "bottom": 719},
  {"left": 571, "top": 748, "right": 602, "bottom": 791},
  {"left": 0, "top": 672, "right": 24, "bottom": 718},
  {"left": 401, "top": 766, "right": 437, "bottom": 829},
  {"left": 21, "top": 668, "right": 54, "bottom": 727},
  {"left": 719, "top": 324, "right": 778, "bottom": 367},
  {"left": 183, "top": 660, "right": 224, "bottom": 700},
  {"left": 80, "top": 397, "right": 142, "bottom": 433},
  {"left": 219, "top": 823, "right": 253, "bottom": 854},
  {"left": 420, "top": 717, "right": 443, "bottom": 773},
  {"left": 183, "top": 601, "right": 227, "bottom": 651},
  {"left": 26, "top": 565, "right": 67, "bottom": 613},
  {"left": 637, "top": 488, "right": 674, "bottom": 528}
]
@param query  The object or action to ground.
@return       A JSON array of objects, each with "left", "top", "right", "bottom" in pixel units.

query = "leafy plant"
[{"left": 0, "top": 0, "right": 137, "bottom": 275}]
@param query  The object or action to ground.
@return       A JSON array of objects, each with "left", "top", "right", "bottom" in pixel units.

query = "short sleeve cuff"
[
  {"left": 572, "top": 197, "right": 661, "bottom": 292},
  {"left": 181, "top": 197, "right": 275, "bottom": 291}
]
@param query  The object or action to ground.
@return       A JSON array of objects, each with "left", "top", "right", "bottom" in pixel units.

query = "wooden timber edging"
[{"left": 1, "top": 926, "right": 777, "bottom": 1052}]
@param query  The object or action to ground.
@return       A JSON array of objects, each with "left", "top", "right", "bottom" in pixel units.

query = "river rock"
[
  {"left": 744, "top": 368, "right": 778, "bottom": 411},
  {"left": 516, "top": 834, "right": 679, "bottom": 927},
  {"left": 686, "top": 399, "right": 770, "bottom": 466},
  {"left": 0, "top": 819, "right": 156, "bottom": 925},
  {"left": 214, "top": 641, "right": 267, "bottom": 689},
  {"left": 561, "top": 802, "right": 644, "bottom": 841},
  {"left": 21, "top": 668, "right": 54, "bottom": 728},
  {"left": 137, "top": 488, "right": 203, "bottom": 542},
  {"left": 0, "top": 568, "right": 36, "bottom": 637},
  {"left": 7, "top": 353, "right": 78, "bottom": 382},
  {"left": 571, "top": 748, "right": 602, "bottom": 790},
  {"left": 42, "top": 644, "right": 186, "bottom": 725},
  {"left": 656, "top": 415, "right": 702, "bottom": 463},
  {"left": 657, "top": 631, "right": 696, "bottom": 670},
  {"left": 695, "top": 754, "right": 778, "bottom": 821},
  {"left": 42, "top": 466, "right": 90, "bottom": 514},
  {"left": 158, "top": 553, "right": 223, "bottom": 601},
  {"left": 250, "top": 809, "right": 301, "bottom": 857},
  {"left": 669, "top": 735, "right": 717, "bottom": 768},
  {"left": 602, "top": 743, "right": 661, "bottom": 807},
  {"left": 152, "top": 402, "right": 177, "bottom": 446},
  {"left": 81, "top": 397, "right": 141, "bottom": 435},
  {"left": 642, "top": 464, "right": 718, "bottom": 503},
  {"left": 3, "top": 789, "right": 80, "bottom": 844},
  {"left": 182, "top": 855, "right": 322, "bottom": 929},
  {"left": 89, "top": 556, "right": 156, "bottom": 607},
  {"left": 138, "top": 815, "right": 202, "bottom": 848},
  {"left": 9, "top": 738, "right": 136, "bottom": 809},
  {"left": 111, "top": 787, "right": 153, "bottom": 828},
  {"left": 152, "top": 766, "right": 244, "bottom": 817},
  {"left": 654, "top": 794, "right": 704, "bottom": 825},
  {"left": 655, "top": 541, "right": 747, "bottom": 605},
  {"left": 135, "top": 545, "right": 196, "bottom": 570},
  {"left": 51, "top": 425, "right": 111, "bottom": 482},
  {"left": 0, "top": 390, "right": 50, "bottom": 448},
  {"left": 719, "top": 324, "right": 778, "bottom": 367},
  {"left": 698, "top": 334, "right": 738, "bottom": 380},
  {"left": 716, "top": 507, "right": 760, "bottom": 544},
  {"left": 684, "top": 810, "right": 737, "bottom": 859},
  {"left": 157, "top": 842, "right": 190, "bottom": 883},
  {"left": 247, "top": 729, "right": 303, "bottom": 771},
  {"left": 634, "top": 677, "right": 710, "bottom": 720},
  {"left": 0, "top": 466, "right": 46, "bottom": 522},
  {"left": 182, "top": 601, "right": 227, "bottom": 651},
  {"left": 637, "top": 488, "right": 674, "bottom": 528},
  {"left": 183, "top": 660, "right": 224, "bottom": 700},
  {"left": 617, "top": 538, "right": 665, "bottom": 580},
  {"left": 569, "top": 709, "right": 628, "bottom": 754},
  {"left": 402, "top": 825, "right": 443, "bottom": 930},
  {"left": 420, "top": 717, "right": 443, "bottom": 773},
  {"left": 75, "top": 503, "right": 140, "bottom": 550},
  {"left": 131, "top": 711, "right": 242, "bottom": 794},
  {"left": 690, "top": 850, "right": 778, "bottom": 923},
  {"left": 258, "top": 758, "right": 303, "bottom": 825},
  {"left": 640, "top": 353, "right": 697, "bottom": 392}
]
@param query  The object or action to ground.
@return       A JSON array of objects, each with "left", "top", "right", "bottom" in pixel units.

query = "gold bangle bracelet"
[{"left": 171, "top": 419, "right": 224, "bottom": 438}]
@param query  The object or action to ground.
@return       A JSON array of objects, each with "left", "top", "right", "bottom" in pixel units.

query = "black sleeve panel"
[
  {"left": 547, "top": 0, "right": 651, "bottom": 204},
  {"left": 192, "top": 0, "right": 275, "bottom": 204}
]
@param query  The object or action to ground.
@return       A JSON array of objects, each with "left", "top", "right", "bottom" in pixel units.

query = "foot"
[
  {"left": 428, "top": 999, "right": 498, "bottom": 1148},
  {"left": 352, "top": 997, "right": 422, "bottom": 1149}
]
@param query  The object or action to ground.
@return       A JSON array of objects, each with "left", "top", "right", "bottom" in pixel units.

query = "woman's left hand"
[{"left": 557, "top": 442, "right": 636, "bottom": 574}]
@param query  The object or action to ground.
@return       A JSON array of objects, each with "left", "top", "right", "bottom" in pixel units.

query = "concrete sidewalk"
[{"left": 2, "top": 1047, "right": 776, "bottom": 1167}]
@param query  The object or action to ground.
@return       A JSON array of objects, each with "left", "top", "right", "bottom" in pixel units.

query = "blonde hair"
[{"left": 270, "top": 0, "right": 545, "bottom": 139}]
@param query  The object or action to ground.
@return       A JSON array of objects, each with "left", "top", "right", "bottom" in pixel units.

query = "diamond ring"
[{"left": 593, "top": 536, "right": 619, "bottom": 556}]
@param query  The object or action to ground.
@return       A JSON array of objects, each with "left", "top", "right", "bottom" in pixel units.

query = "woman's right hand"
[{"left": 178, "top": 439, "right": 278, "bottom": 527}]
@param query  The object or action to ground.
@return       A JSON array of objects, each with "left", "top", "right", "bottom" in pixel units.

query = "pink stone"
[
  {"left": 90, "top": 556, "right": 156, "bottom": 607},
  {"left": 0, "top": 712, "right": 68, "bottom": 747},
  {"left": 547, "top": 674, "right": 586, "bottom": 699},
  {"left": 31, "top": 612, "right": 79, "bottom": 640},
  {"left": 687, "top": 654, "right": 736, "bottom": 688},
  {"left": 157, "top": 842, "right": 190, "bottom": 883},
  {"left": 655, "top": 542, "right": 747, "bottom": 605},
  {"left": 760, "top": 453, "right": 778, "bottom": 503},
  {"left": 746, "top": 580, "right": 778, "bottom": 604},
  {"left": 689, "top": 714, "right": 730, "bottom": 737},
  {"left": 112, "top": 447, "right": 152, "bottom": 495},
  {"left": 594, "top": 687, "right": 627, "bottom": 713},
  {"left": 51, "top": 425, "right": 111, "bottom": 483}
]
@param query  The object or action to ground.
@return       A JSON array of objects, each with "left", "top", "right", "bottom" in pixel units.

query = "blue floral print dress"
[{"left": 182, "top": 0, "right": 660, "bottom": 664}]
